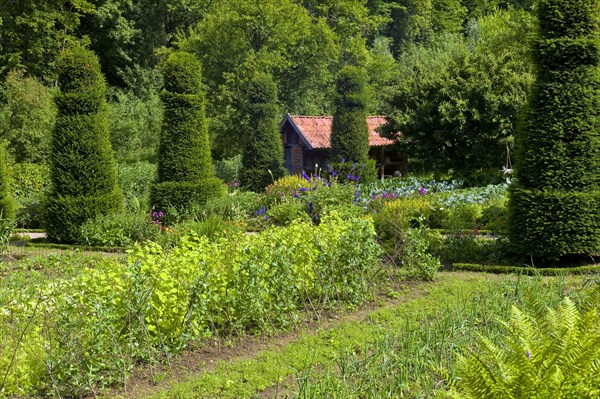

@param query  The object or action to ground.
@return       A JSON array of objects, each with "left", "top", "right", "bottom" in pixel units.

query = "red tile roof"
[{"left": 286, "top": 115, "right": 395, "bottom": 149}]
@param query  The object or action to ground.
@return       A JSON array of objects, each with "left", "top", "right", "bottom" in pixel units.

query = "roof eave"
[{"left": 281, "top": 114, "right": 314, "bottom": 150}]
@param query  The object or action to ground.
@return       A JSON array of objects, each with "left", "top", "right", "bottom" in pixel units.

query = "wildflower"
[
  {"left": 353, "top": 162, "right": 357, "bottom": 170},
  {"left": 294, "top": 191, "right": 299, "bottom": 198},
  {"left": 255, "top": 206, "right": 267, "bottom": 216},
  {"left": 300, "top": 187, "right": 308, "bottom": 192},
  {"left": 341, "top": 158, "right": 345, "bottom": 163},
  {"left": 526, "top": 350, "right": 531, "bottom": 360},
  {"left": 372, "top": 195, "right": 378, "bottom": 200},
  {"left": 302, "top": 172, "right": 312, "bottom": 183},
  {"left": 418, "top": 187, "right": 428, "bottom": 195}
]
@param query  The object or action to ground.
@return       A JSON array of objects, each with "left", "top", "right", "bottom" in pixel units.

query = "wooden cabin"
[{"left": 280, "top": 114, "right": 407, "bottom": 178}]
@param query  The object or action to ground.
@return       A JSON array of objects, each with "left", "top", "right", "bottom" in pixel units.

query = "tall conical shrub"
[
  {"left": 240, "top": 73, "right": 286, "bottom": 192},
  {"left": 508, "top": 0, "right": 600, "bottom": 261},
  {"left": 151, "top": 51, "right": 225, "bottom": 214},
  {"left": 330, "top": 65, "right": 376, "bottom": 183},
  {"left": 45, "top": 46, "right": 122, "bottom": 243}
]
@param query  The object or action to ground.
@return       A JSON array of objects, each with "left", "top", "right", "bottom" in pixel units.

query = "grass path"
[{"left": 104, "top": 272, "right": 524, "bottom": 399}]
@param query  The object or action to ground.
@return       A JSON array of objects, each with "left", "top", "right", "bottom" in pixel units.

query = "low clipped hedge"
[
  {"left": 509, "top": 188, "right": 600, "bottom": 259},
  {"left": 453, "top": 262, "right": 600, "bottom": 275},
  {"left": 151, "top": 178, "right": 226, "bottom": 215},
  {"left": 44, "top": 189, "right": 123, "bottom": 243}
]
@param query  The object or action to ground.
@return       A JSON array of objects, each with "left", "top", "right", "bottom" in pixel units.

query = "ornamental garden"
[{"left": 0, "top": 0, "right": 599, "bottom": 397}]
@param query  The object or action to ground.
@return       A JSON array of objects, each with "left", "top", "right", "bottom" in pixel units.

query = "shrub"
[
  {"left": 11, "top": 163, "right": 50, "bottom": 228},
  {"left": 264, "top": 175, "right": 311, "bottom": 206},
  {"left": 45, "top": 45, "right": 123, "bottom": 243},
  {"left": 480, "top": 200, "right": 508, "bottom": 233},
  {"left": 239, "top": 73, "right": 286, "bottom": 192},
  {"left": 400, "top": 228, "right": 442, "bottom": 281},
  {"left": 79, "top": 212, "right": 160, "bottom": 247},
  {"left": 203, "top": 190, "right": 262, "bottom": 221},
  {"left": 439, "top": 234, "right": 508, "bottom": 264},
  {"left": 116, "top": 161, "right": 157, "bottom": 200},
  {"left": 0, "top": 69, "right": 55, "bottom": 164},
  {"left": 444, "top": 203, "right": 483, "bottom": 231},
  {"left": 109, "top": 90, "right": 162, "bottom": 163},
  {"left": 153, "top": 51, "right": 223, "bottom": 213},
  {"left": 214, "top": 154, "right": 242, "bottom": 186},
  {"left": 508, "top": 0, "right": 600, "bottom": 261},
  {"left": 0, "top": 142, "right": 15, "bottom": 223},
  {"left": 151, "top": 178, "right": 226, "bottom": 219},
  {"left": 330, "top": 65, "right": 370, "bottom": 166},
  {"left": 303, "top": 180, "right": 358, "bottom": 223},
  {"left": 268, "top": 201, "right": 310, "bottom": 226},
  {"left": 373, "top": 196, "right": 434, "bottom": 243}
]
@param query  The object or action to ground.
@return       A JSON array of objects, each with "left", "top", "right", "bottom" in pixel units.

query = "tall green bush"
[
  {"left": 508, "top": 0, "right": 600, "bottom": 261},
  {"left": 0, "top": 69, "right": 56, "bottom": 164},
  {"left": 239, "top": 73, "right": 286, "bottom": 192},
  {"left": 152, "top": 51, "right": 225, "bottom": 213},
  {"left": 330, "top": 65, "right": 376, "bottom": 183},
  {"left": 45, "top": 46, "right": 123, "bottom": 243},
  {"left": 0, "top": 142, "right": 15, "bottom": 222}
]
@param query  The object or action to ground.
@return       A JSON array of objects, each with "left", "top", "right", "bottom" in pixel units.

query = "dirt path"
[
  {"left": 105, "top": 282, "right": 425, "bottom": 398},
  {"left": 104, "top": 272, "right": 501, "bottom": 399}
]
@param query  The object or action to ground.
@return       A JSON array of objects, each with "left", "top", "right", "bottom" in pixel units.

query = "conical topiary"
[
  {"left": 508, "top": 0, "right": 600, "bottom": 262},
  {"left": 240, "top": 72, "right": 286, "bottom": 192},
  {"left": 45, "top": 45, "right": 123, "bottom": 243},
  {"left": 330, "top": 65, "right": 376, "bottom": 183},
  {"left": 151, "top": 51, "right": 225, "bottom": 216}
]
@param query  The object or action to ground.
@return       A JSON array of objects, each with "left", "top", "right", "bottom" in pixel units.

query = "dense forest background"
[{"left": 0, "top": 0, "right": 536, "bottom": 182}]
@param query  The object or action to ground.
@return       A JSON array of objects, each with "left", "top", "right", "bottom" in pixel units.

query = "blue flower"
[
  {"left": 294, "top": 191, "right": 299, "bottom": 198},
  {"left": 255, "top": 206, "right": 267, "bottom": 215},
  {"left": 341, "top": 158, "right": 345, "bottom": 163},
  {"left": 302, "top": 172, "right": 312, "bottom": 183},
  {"left": 300, "top": 187, "right": 308, "bottom": 192}
]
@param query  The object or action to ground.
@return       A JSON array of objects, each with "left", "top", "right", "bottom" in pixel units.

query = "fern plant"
[{"left": 447, "top": 296, "right": 600, "bottom": 399}]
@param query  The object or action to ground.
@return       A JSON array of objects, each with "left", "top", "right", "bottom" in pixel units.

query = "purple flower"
[
  {"left": 294, "top": 192, "right": 299, "bottom": 198},
  {"left": 352, "top": 162, "right": 357, "bottom": 170},
  {"left": 158, "top": 211, "right": 164, "bottom": 217},
  {"left": 327, "top": 164, "right": 332, "bottom": 172},
  {"left": 300, "top": 187, "right": 308, "bottom": 192},
  {"left": 308, "top": 201, "right": 313, "bottom": 214},
  {"left": 302, "top": 172, "right": 312, "bottom": 183},
  {"left": 265, "top": 214, "right": 269, "bottom": 220},
  {"left": 255, "top": 206, "right": 267, "bottom": 216},
  {"left": 372, "top": 195, "right": 378, "bottom": 200},
  {"left": 526, "top": 350, "right": 531, "bottom": 360},
  {"left": 418, "top": 187, "right": 428, "bottom": 195},
  {"left": 341, "top": 158, "right": 345, "bottom": 164}
]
